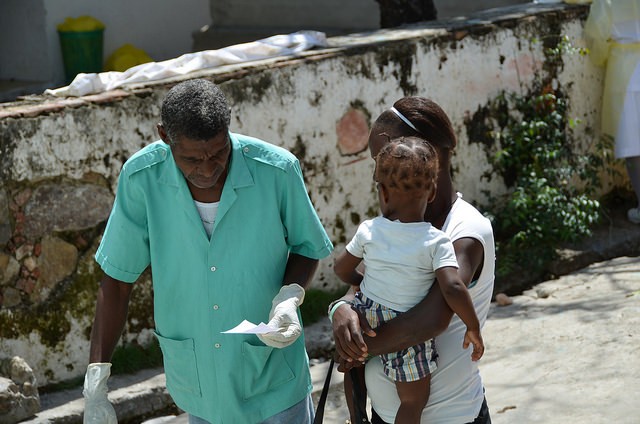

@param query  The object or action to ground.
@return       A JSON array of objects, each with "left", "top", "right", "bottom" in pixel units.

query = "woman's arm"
[
  {"left": 331, "top": 250, "right": 372, "bottom": 361},
  {"left": 450, "top": 237, "right": 485, "bottom": 287},
  {"left": 363, "top": 283, "right": 452, "bottom": 356}
]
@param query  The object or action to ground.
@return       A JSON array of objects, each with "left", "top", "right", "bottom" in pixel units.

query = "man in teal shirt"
[{"left": 82, "top": 79, "right": 333, "bottom": 423}]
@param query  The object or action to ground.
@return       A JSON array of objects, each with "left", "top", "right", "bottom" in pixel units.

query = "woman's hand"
[
  {"left": 332, "top": 303, "right": 376, "bottom": 362},
  {"left": 334, "top": 352, "right": 364, "bottom": 373}
]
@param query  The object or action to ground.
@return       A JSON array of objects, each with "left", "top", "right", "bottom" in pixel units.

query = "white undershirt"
[{"left": 194, "top": 200, "right": 219, "bottom": 237}]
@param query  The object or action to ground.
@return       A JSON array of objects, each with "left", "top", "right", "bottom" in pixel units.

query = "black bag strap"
[
  {"left": 349, "top": 367, "right": 371, "bottom": 424},
  {"left": 313, "top": 358, "right": 335, "bottom": 424}
]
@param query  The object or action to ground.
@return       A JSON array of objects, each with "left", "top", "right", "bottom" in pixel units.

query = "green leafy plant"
[
  {"left": 482, "top": 36, "right": 612, "bottom": 282},
  {"left": 486, "top": 88, "right": 604, "bottom": 279}
]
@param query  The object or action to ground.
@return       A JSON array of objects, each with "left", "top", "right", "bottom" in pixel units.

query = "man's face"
[{"left": 170, "top": 132, "right": 231, "bottom": 190}]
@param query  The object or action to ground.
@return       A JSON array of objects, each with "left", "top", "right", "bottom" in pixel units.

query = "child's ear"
[
  {"left": 427, "top": 184, "right": 437, "bottom": 203},
  {"left": 379, "top": 182, "right": 390, "bottom": 203}
]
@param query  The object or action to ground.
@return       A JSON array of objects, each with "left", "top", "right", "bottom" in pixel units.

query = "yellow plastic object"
[
  {"left": 105, "top": 44, "right": 153, "bottom": 72},
  {"left": 57, "top": 15, "right": 105, "bottom": 32}
]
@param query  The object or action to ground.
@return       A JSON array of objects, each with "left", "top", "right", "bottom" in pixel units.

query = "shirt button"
[
  {"left": 213, "top": 304, "right": 219, "bottom": 310},
  {"left": 214, "top": 343, "right": 221, "bottom": 348},
  {"left": 243, "top": 147, "right": 249, "bottom": 153},
  {"left": 210, "top": 266, "right": 217, "bottom": 272}
]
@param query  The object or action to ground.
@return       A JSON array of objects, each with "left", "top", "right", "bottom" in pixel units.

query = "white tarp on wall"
[{"left": 45, "top": 31, "right": 327, "bottom": 97}]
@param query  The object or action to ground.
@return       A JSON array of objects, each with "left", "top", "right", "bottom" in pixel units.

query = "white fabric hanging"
[{"left": 45, "top": 31, "right": 327, "bottom": 97}]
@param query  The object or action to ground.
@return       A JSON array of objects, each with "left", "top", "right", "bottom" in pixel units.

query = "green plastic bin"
[{"left": 58, "top": 29, "right": 104, "bottom": 83}]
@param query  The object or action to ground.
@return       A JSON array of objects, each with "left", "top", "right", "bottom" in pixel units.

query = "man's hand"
[
  {"left": 332, "top": 303, "right": 375, "bottom": 363},
  {"left": 83, "top": 363, "right": 117, "bottom": 424},
  {"left": 258, "top": 284, "right": 305, "bottom": 348}
]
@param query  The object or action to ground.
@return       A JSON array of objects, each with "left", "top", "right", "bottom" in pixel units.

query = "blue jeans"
[{"left": 188, "top": 394, "right": 314, "bottom": 424}]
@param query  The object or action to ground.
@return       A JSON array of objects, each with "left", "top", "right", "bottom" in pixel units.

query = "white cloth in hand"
[
  {"left": 258, "top": 283, "right": 306, "bottom": 348},
  {"left": 83, "top": 363, "right": 117, "bottom": 424}
]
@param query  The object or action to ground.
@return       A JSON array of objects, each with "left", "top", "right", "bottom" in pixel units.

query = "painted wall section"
[
  {"left": 0, "top": 0, "right": 209, "bottom": 87},
  {"left": 0, "top": 3, "right": 625, "bottom": 386}
]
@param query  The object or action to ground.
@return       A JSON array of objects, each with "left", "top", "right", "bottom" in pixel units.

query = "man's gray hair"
[{"left": 161, "top": 79, "right": 231, "bottom": 143}]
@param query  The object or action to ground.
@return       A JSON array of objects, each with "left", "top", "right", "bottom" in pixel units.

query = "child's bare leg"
[{"left": 394, "top": 376, "right": 430, "bottom": 424}]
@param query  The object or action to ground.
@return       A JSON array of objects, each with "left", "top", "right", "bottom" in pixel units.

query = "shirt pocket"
[
  {"left": 155, "top": 332, "right": 202, "bottom": 397},
  {"left": 241, "top": 341, "right": 295, "bottom": 401}
]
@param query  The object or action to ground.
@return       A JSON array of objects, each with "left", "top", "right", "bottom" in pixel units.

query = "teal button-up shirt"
[{"left": 96, "top": 133, "right": 333, "bottom": 423}]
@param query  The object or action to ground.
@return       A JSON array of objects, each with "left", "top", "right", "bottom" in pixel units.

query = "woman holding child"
[{"left": 330, "top": 97, "right": 495, "bottom": 424}]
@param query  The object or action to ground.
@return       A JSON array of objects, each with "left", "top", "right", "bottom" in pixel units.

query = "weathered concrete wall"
[{"left": 0, "top": 3, "right": 625, "bottom": 386}]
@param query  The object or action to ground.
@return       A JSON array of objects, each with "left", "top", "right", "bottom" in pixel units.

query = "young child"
[{"left": 334, "top": 136, "right": 484, "bottom": 424}]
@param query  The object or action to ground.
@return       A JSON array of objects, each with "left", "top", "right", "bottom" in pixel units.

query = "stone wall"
[
  {"left": 0, "top": 3, "right": 625, "bottom": 386},
  {"left": 0, "top": 356, "right": 40, "bottom": 423}
]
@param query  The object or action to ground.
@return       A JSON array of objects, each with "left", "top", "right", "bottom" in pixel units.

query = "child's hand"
[{"left": 463, "top": 328, "right": 484, "bottom": 361}]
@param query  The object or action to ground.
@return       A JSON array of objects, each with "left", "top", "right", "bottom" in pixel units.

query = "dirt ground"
[
  {"left": 315, "top": 256, "right": 640, "bottom": 424},
  {"left": 480, "top": 256, "right": 640, "bottom": 423}
]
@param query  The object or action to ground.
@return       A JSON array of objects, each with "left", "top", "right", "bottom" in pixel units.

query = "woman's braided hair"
[
  {"left": 374, "top": 136, "right": 439, "bottom": 193},
  {"left": 393, "top": 97, "right": 457, "bottom": 150}
]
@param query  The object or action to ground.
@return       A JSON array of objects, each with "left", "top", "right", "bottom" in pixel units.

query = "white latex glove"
[
  {"left": 258, "top": 283, "right": 306, "bottom": 348},
  {"left": 83, "top": 363, "right": 117, "bottom": 424}
]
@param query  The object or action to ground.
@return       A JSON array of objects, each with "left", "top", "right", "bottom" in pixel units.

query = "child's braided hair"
[{"left": 374, "top": 136, "right": 439, "bottom": 193}]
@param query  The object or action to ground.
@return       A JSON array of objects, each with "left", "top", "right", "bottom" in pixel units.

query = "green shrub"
[{"left": 482, "top": 36, "right": 612, "bottom": 281}]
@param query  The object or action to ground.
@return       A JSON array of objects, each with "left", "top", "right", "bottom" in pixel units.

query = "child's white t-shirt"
[{"left": 346, "top": 216, "right": 458, "bottom": 312}]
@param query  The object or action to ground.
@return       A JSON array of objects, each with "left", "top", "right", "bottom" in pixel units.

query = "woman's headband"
[{"left": 390, "top": 106, "right": 419, "bottom": 132}]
